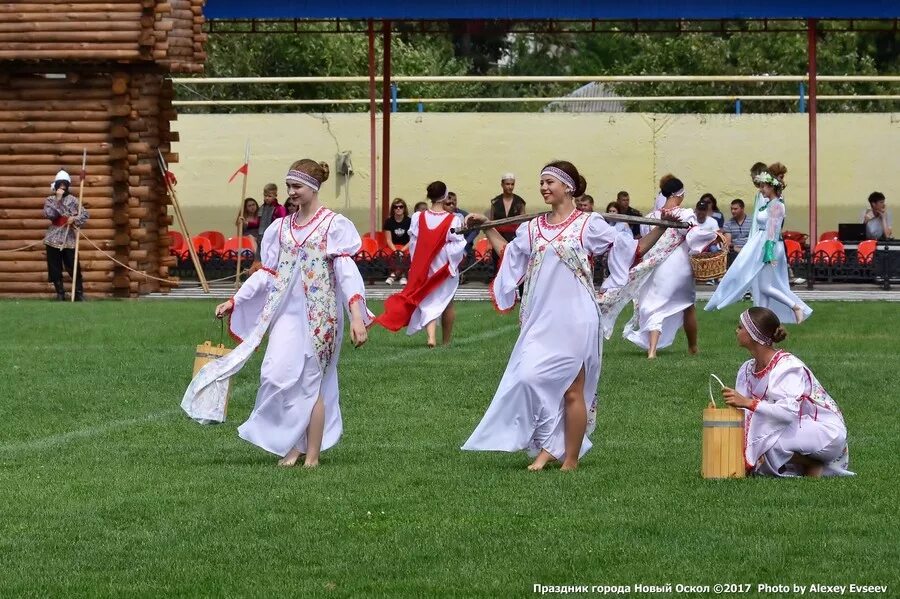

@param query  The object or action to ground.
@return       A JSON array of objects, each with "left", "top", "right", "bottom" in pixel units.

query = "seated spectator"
[
  {"left": 445, "top": 192, "right": 478, "bottom": 257},
  {"left": 615, "top": 190, "right": 642, "bottom": 239},
  {"left": 413, "top": 201, "right": 428, "bottom": 213},
  {"left": 576, "top": 194, "right": 595, "bottom": 213},
  {"left": 383, "top": 198, "right": 412, "bottom": 285},
  {"left": 700, "top": 193, "right": 725, "bottom": 227},
  {"left": 237, "top": 197, "right": 260, "bottom": 239},
  {"left": 722, "top": 199, "right": 750, "bottom": 263},
  {"left": 862, "top": 191, "right": 893, "bottom": 240},
  {"left": 605, "top": 202, "right": 631, "bottom": 235}
]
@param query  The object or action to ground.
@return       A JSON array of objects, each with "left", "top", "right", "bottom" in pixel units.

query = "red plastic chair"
[
  {"left": 818, "top": 230, "right": 840, "bottom": 242},
  {"left": 223, "top": 236, "right": 256, "bottom": 252},
  {"left": 168, "top": 231, "right": 186, "bottom": 256},
  {"left": 783, "top": 239, "right": 803, "bottom": 264},
  {"left": 474, "top": 237, "right": 491, "bottom": 261},
  {"left": 191, "top": 235, "right": 214, "bottom": 261},
  {"left": 782, "top": 230, "right": 808, "bottom": 246},
  {"left": 812, "top": 240, "right": 845, "bottom": 265},
  {"left": 356, "top": 237, "right": 379, "bottom": 258},
  {"left": 857, "top": 239, "right": 877, "bottom": 265},
  {"left": 198, "top": 230, "right": 226, "bottom": 251}
]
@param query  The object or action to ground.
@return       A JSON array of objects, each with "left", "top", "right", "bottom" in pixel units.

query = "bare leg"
[
  {"left": 303, "top": 395, "right": 325, "bottom": 468},
  {"left": 527, "top": 449, "right": 557, "bottom": 471},
  {"left": 441, "top": 301, "right": 456, "bottom": 346},
  {"left": 647, "top": 330, "right": 661, "bottom": 359},
  {"left": 684, "top": 305, "right": 699, "bottom": 354},
  {"left": 425, "top": 320, "right": 437, "bottom": 348},
  {"left": 561, "top": 366, "right": 587, "bottom": 471}
]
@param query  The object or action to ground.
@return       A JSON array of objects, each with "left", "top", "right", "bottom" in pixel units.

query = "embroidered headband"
[
  {"left": 285, "top": 169, "right": 320, "bottom": 192},
  {"left": 540, "top": 167, "right": 576, "bottom": 192},
  {"left": 740, "top": 310, "right": 773, "bottom": 346},
  {"left": 671, "top": 188, "right": 685, "bottom": 198}
]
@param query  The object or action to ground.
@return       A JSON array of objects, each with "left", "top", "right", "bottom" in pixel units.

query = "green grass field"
[{"left": 1, "top": 299, "right": 897, "bottom": 597}]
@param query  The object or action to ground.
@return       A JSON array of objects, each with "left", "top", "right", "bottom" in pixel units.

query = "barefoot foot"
[
  {"left": 793, "top": 306, "right": 805, "bottom": 324},
  {"left": 560, "top": 460, "right": 579, "bottom": 472},
  {"left": 688, "top": 345, "right": 699, "bottom": 355},
  {"left": 302, "top": 460, "right": 319, "bottom": 469},
  {"left": 527, "top": 450, "right": 557, "bottom": 471},
  {"left": 278, "top": 448, "right": 303, "bottom": 467}
]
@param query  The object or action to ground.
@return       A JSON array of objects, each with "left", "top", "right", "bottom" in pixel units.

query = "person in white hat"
[
  {"left": 487, "top": 172, "right": 527, "bottom": 274},
  {"left": 43, "top": 169, "right": 89, "bottom": 300}
]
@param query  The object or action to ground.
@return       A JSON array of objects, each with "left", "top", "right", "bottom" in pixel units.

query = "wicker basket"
[{"left": 690, "top": 232, "right": 728, "bottom": 281}]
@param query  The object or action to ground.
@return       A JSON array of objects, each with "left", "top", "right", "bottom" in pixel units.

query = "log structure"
[{"left": 0, "top": 0, "right": 206, "bottom": 298}]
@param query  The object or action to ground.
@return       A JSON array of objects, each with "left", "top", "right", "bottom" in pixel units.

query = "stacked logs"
[
  {"left": 0, "top": 0, "right": 206, "bottom": 72},
  {"left": 0, "top": 1, "right": 206, "bottom": 298}
]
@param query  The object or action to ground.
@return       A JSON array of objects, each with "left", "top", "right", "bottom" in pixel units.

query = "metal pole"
[
  {"left": 367, "top": 20, "right": 377, "bottom": 238},
  {"left": 391, "top": 83, "right": 398, "bottom": 112},
  {"left": 807, "top": 19, "right": 818, "bottom": 290},
  {"left": 381, "top": 20, "right": 392, "bottom": 225},
  {"left": 799, "top": 82, "right": 806, "bottom": 113},
  {"left": 735, "top": 99, "right": 741, "bottom": 114}
]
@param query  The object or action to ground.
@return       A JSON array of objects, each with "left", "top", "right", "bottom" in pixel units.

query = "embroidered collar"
[
  {"left": 540, "top": 209, "right": 580, "bottom": 230},
  {"left": 752, "top": 349, "right": 789, "bottom": 378},
  {"left": 291, "top": 206, "right": 328, "bottom": 230},
  {"left": 426, "top": 209, "right": 447, "bottom": 216}
]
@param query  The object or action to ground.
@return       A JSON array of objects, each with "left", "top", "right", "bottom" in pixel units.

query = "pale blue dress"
[{"left": 706, "top": 196, "right": 812, "bottom": 324}]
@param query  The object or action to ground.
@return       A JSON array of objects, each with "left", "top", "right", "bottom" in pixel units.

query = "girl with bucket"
[
  {"left": 721, "top": 307, "right": 853, "bottom": 478},
  {"left": 181, "top": 159, "right": 373, "bottom": 469},
  {"left": 461, "top": 161, "right": 679, "bottom": 471}
]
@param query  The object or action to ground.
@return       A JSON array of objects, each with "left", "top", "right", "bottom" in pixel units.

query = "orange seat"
[
  {"left": 812, "top": 239, "right": 845, "bottom": 265},
  {"left": 376, "top": 230, "right": 390, "bottom": 250},
  {"left": 168, "top": 231, "right": 186, "bottom": 254},
  {"left": 857, "top": 239, "right": 877, "bottom": 264},
  {"left": 223, "top": 236, "right": 256, "bottom": 253},
  {"left": 782, "top": 230, "right": 808, "bottom": 245},
  {"left": 198, "top": 230, "right": 226, "bottom": 250},
  {"left": 783, "top": 239, "right": 803, "bottom": 264},
  {"left": 357, "top": 237, "right": 379, "bottom": 257},
  {"left": 474, "top": 237, "right": 491, "bottom": 261},
  {"left": 818, "top": 230, "right": 840, "bottom": 242}
]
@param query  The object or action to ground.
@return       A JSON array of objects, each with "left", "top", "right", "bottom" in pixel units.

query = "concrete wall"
[{"left": 172, "top": 112, "right": 899, "bottom": 237}]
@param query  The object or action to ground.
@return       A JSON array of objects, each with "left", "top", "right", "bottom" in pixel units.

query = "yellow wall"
[{"left": 173, "top": 112, "right": 899, "bottom": 236}]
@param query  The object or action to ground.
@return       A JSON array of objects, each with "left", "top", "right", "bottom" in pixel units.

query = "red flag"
[
  {"left": 228, "top": 162, "right": 249, "bottom": 183},
  {"left": 165, "top": 169, "right": 178, "bottom": 187}
]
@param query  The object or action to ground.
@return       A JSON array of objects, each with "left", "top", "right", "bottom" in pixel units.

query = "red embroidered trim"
[
  {"left": 540, "top": 209, "right": 580, "bottom": 230},
  {"left": 748, "top": 399, "right": 761, "bottom": 412},
  {"left": 261, "top": 266, "right": 277, "bottom": 277},
  {"left": 631, "top": 244, "right": 642, "bottom": 267},
  {"left": 426, "top": 208, "right": 446, "bottom": 215},
  {"left": 226, "top": 310, "right": 244, "bottom": 345},
  {"left": 333, "top": 253, "right": 353, "bottom": 258},
  {"left": 348, "top": 293, "right": 365, "bottom": 310},
  {"left": 290, "top": 209, "right": 335, "bottom": 247},
  {"left": 290, "top": 205, "right": 327, "bottom": 230},
  {"left": 752, "top": 349, "right": 789, "bottom": 378},
  {"left": 538, "top": 210, "right": 582, "bottom": 243}
]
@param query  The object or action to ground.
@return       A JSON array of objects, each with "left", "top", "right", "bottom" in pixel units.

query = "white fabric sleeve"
[
  {"left": 735, "top": 361, "right": 753, "bottom": 396},
  {"left": 766, "top": 201, "right": 785, "bottom": 242},
  {"left": 327, "top": 216, "right": 374, "bottom": 325},
  {"left": 407, "top": 212, "right": 420, "bottom": 260},
  {"left": 232, "top": 219, "right": 280, "bottom": 305},
  {"left": 684, "top": 209, "right": 718, "bottom": 254},
  {"left": 753, "top": 363, "right": 806, "bottom": 425},
  {"left": 601, "top": 229, "right": 640, "bottom": 291},
  {"left": 445, "top": 214, "right": 468, "bottom": 276},
  {"left": 489, "top": 222, "right": 531, "bottom": 312}
]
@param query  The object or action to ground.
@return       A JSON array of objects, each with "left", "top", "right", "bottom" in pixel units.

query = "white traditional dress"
[
  {"left": 705, "top": 196, "right": 812, "bottom": 323},
  {"left": 736, "top": 350, "right": 852, "bottom": 477},
  {"left": 462, "top": 211, "right": 640, "bottom": 461},
  {"left": 622, "top": 208, "right": 716, "bottom": 351},
  {"left": 181, "top": 207, "right": 373, "bottom": 458},
  {"left": 405, "top": 210, "right": 466, "bottom": 334}
]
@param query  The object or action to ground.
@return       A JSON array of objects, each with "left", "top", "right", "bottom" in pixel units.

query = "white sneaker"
[
  {"left": 399, "top": 277, "right": 407, "bottom": 285},
  {"left": 791, "top": 277, "right": 806, "bottom": 285},
  {"left": 385, "top": 276, "right": 395, "bottom": 285}
]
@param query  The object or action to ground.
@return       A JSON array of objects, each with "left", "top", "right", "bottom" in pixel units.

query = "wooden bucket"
[
  {"left": 702, "top": 374, "right": 746, "bottom": 479},
  {"left": 193, "top": 340, "right": 232, "bottom": 418}
]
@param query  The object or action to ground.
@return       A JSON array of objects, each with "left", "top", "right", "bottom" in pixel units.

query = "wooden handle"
[{"left": 452, "top": 210, "right": 691, "bottom": 235}]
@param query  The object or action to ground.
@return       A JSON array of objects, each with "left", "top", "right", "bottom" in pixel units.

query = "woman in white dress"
[
  {"left": 705, "top": 169, "right": 812, "bottom": 324},
  {"left": 181, "top": 159, "right": 372, "bottom": 468},
  {"left": 462, "top": 161, "right": 677, "bottom": 471},
  {"left": 721, "top": 307, "right": 852, "bottom": 477},
  {"left": 624, "top": 177, "right": 718, "bottom": 359},
  {"left": 375, "top": 181, "right": 466, "bottom": 347}
]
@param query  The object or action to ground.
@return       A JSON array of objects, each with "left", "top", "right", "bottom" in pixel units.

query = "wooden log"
[
  {"left": 0, "top": 228, "right": 115, "bottom": 240},
  {"left": 0, "top": 154, "right": 111, "bottom": 166},
  {"left": 0, "top": 208, "right": 114, "bottom": 219},
  {"left": 0, "top": 3, "right": 144, "bottom": 13},
  {"left": 0, "top": 92, "right": 112, "bottom": 104},
  {"left": 0, "top": 282, "right": 131, "bottom": 294},
  {"left": 0, "top": 271, "right": 114, "bottom": 283},
  {"left": 0, "top": 50, "right": 141, "bottom": 59},
  {"left": 0, "top": 250, "right": 114, "bottom": 261},
  {"left": 0, "top": 11, "right": 142, "bottom": 21},
  {"left": 0, "top": 20, "right": 139, "bottom": 33},
  {"left": 0, "top": 120, "right": 112, "bottom": 134},
  {"left": 0, "top": 42, "right": 139, "bottom": 51},
  {"left": 0, "top": 260, "right": 116, "bottom": 273},
  {"left": 0, "top": 31, "right": 140, "bottom": 43},
  {"left": 0, "top": 198, "right": 117, "bottom": 210},
  {"left": 0, "top": 175, "right": 111, "bottom": 187},
  {"left": 0, "top": 111, "right": 111, "bottom": 122}
]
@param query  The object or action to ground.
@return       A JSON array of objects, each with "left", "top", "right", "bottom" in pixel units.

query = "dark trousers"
[{"left": 46, "top": 245, "right": 84, "bottom": 297}]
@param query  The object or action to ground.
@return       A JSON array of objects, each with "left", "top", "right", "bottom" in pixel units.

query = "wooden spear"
[
  {"left": 69, "top": 148, "right": 87, "bottom": 302},
  {"left": 451, "top": 211, "right": 690, "bottom": 235},
  {"left": 232, "top": 140, "right": 250, "bottom": 289}
]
